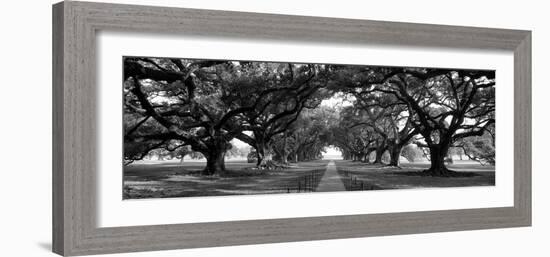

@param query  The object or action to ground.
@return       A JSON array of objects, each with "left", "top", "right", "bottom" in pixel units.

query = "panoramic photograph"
[{"left": 122, "top": 57, "right": 496, "bottom": 199}]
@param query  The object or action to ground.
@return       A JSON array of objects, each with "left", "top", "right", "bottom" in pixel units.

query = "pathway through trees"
[{"left": 316, "top": 161, "right": 346, "bottom": 192}]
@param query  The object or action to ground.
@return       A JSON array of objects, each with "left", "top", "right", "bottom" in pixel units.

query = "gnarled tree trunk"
[
  {"left": 203, "top": 150, "right": 226, "bottom": 175},
  {"left": 256, "top": 141, "right": 276, "bottom": 169},
  {"left": 388, "top": 145, "right": 403, "bottom": 166},
  {"left": 425, "top": 144, "right": 451, "bottom": 176},
  {"left": 374, "top": 147, "right": 385, "bottom": 164},
  {"left": 201, "top": 137, "right": 228, "bottom": 175},
  {"left": 258, "top": 149, "right": 274, "bottom": 168}
]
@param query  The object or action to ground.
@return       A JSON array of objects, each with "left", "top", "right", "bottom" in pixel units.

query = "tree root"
[{"left": 421, "top": 168, "right": 478, "bottom": 177}]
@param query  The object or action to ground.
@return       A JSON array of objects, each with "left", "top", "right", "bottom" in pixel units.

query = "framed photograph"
[{"left": 52, "top": 1, "right": 531, "bottom": 256}]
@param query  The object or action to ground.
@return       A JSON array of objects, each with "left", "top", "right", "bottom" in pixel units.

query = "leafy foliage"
[{"left": 123, "top": 57, "right": 496, "bottom": 176}]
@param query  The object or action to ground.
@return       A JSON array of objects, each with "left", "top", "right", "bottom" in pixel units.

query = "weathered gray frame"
[{"left": 52, "top": 1, "right": 531, "bottom": 256}]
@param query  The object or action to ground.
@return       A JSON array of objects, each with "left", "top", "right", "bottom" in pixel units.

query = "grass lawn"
[
  {"left": 335, "top": 160, "right": 495, "bottom": 190},
  {"left": 123, "top": 159, "right": 495, "bottom": 199},
  {"left": 123, "top": 160, "right": 327, "bottom": 199}
]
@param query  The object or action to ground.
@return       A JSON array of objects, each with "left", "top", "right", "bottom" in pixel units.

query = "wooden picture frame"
[{"left": 52, "top": 1, "right": 531, "bottom": 256}]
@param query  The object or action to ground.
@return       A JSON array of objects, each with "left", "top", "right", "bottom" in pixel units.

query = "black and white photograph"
[
  {"left": 1, "top": 0, "right": 544, "bottom": 256},
  {"left": 123, "top": 57, "right": 496, "bottom": 199}
]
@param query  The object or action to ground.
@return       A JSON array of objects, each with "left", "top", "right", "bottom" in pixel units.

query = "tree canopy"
[{"left": 123, "top": 57, "right": 496, "bottom": 176}]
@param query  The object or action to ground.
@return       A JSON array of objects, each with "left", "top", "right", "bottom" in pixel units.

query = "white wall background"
[{"left": 0, "top": 0, "right": 547, "bottom": 256}]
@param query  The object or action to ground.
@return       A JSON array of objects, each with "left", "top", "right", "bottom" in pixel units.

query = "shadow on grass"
[
  {"left": 388, "top": 170, "right": 482, "bottom": 178},
  {"left": 123, "top": 160, "right": 329, "bottom": 199},
  {"left": 337, "top": 169, "right": 386, "bottom": 191},
  {"left": 333, "top": 160, "right": 495, "bottom": 190}
]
